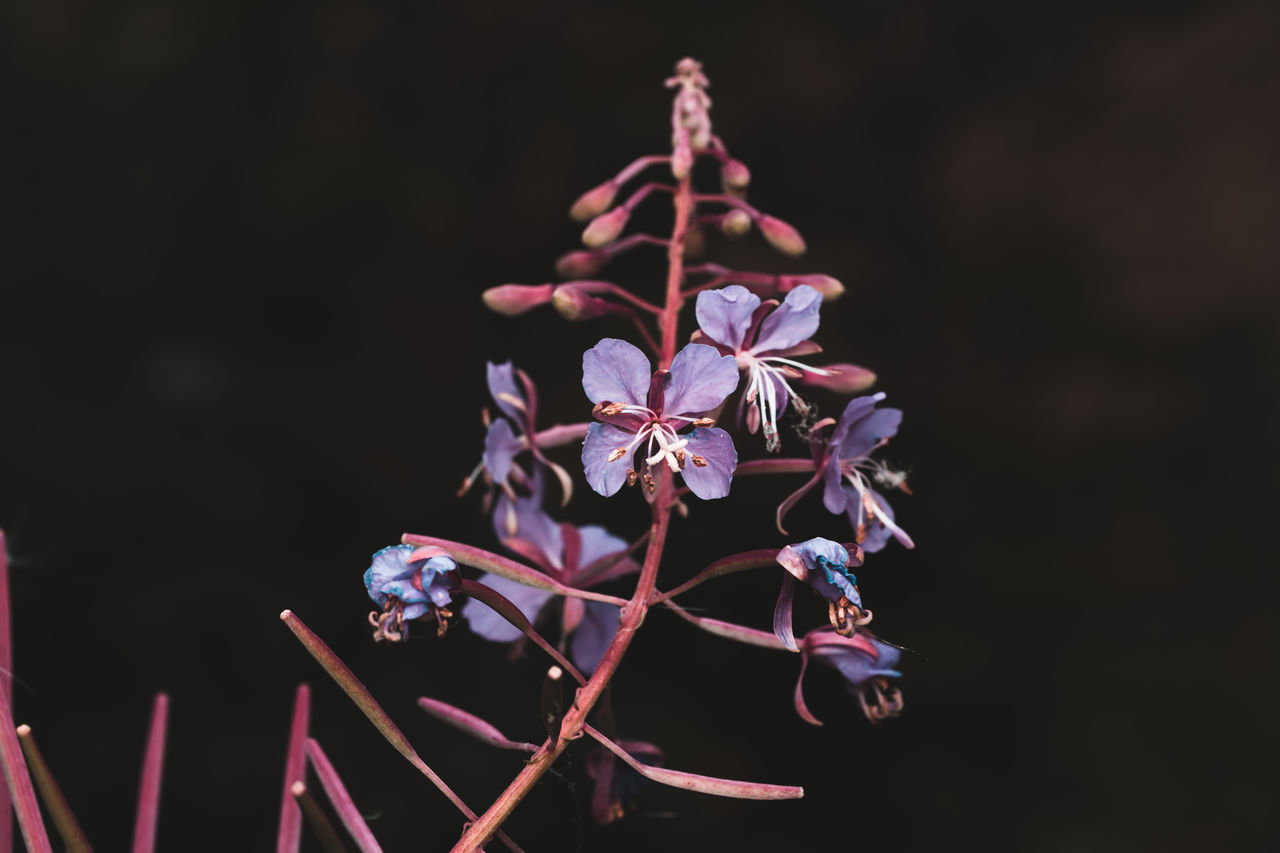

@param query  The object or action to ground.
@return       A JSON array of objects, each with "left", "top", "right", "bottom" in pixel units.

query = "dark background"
[{"left": 1, "top": 1, "right": 1275, "bottom": 850}]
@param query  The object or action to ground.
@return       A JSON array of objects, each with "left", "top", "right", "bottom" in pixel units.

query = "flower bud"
[
  {"left": 482, "top": 284, "right": 554, "bottom": 316},
  {"left": 555, "top": 250, "right": 606, "bottom": 279},
  {"left": 551, "top": 286, "right": 613, "bottom": 321},
  {"left": 757, "top": 215, "right": 807, "bottom": 256},
  {"left": 778, "top": 273, "right": 844, "bottom": 300},
  {"left": 799, "top": 363, "right": 877, "bottom": 394},
  {"left": 682, "top": 223, "right": 705, "bottom": 258},
  {"left": 671, "top": 135, "right": 693, "bottom": 180},
  {"left": 582, "top": 207, "right": 630, "bottom": 248},
  {"left": 721, "top": 158, "right": 751, "bottom": 190},
  {"left": 570, "top": 181, "right": 618, "bottom": 222},
  {"left": 720, "top": 209, "right": 752, "bottom": 238}
]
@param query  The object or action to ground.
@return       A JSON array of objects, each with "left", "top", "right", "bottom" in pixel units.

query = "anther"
[
  {"left": 626, "top": 469, "right": 638, "bottom": 486},
  {"left": 691, "top": 417, "right": 715, "bottom": 427},
  {"left": 675, "top": 449, "right": 686, "bottom": 468},
  {"left": 691, "top": 454, "right": 707, "bottom": 467},
  {"left": 607, "top": 447, "right": 627, "bottom": 462},
  {"left": 594, "top": 401, "right": 627, "bottom": 417}
]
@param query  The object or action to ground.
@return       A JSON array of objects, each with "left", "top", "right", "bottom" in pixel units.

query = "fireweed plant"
[{"left": 277, "top": 58, "right": 918, "bottom": 852}]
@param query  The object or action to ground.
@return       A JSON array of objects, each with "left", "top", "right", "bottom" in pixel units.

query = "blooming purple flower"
[
  {"left": 778, "top": 392, "right": 914, "bottom": 552},
  {"left": 794, "top": 628, "right": 904, "bottom": 725},
  {"left": 773, "top": 537, "right": 870, "bottom": 651},
  {"left": 694, "top": 284, "right": 833, "bottom": 451},
  {"left": 465, "top": 492, "right": 639, "bottom": 673},
  {"left": 581, "top": 339, "right": 739, "bottom": 499},
  {"left": 364, "top": 544, "right": 460, "bottom": 642}
]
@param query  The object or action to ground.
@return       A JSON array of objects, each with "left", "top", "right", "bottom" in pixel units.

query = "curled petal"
[
  {"left": 751, "top": 285, "right": 822, "bottom": 354},
  {"left": 773, "top": 574, "right": 798, "bottom": 652},
  {"left": 664, "top": 344, "right": 740, "bottom": 415},
  {"left": 678, "top": 427, "right": 737, "bottom": 500},
  {"left": 793, "top": 651, "right": 823, "bottom": 726},
  {"left": 582, "top": 423, "right": 637, "bottom": 497},
  {"left": 776, "top": 467, "right": 824, "bottom": 534},
  {"left": 463, "top": 573, "right": 555, "bottom": 643},
  {"left": 583, "top": 338, "right": 652, "bottom": 406},
  {"left": 822, "top": 457, "right": 848, "bottom": 515},
  {"left": 694, "top": 285, "right": 761, "bottom": 352}
]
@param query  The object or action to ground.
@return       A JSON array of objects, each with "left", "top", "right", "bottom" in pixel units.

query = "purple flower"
[
  {"left": 464, "top": 492, "right": 639, "bottom": 673},
  {"left": 694, "top": 284, "right": 834, "bottom": 451},
  {"left": 364, "top": 545, "right": 460, "bottom": 642},
  {"left": 779, "top": 392, "right": 914, "bottom": 552},
  {"left": 463, "top": 362, "right": 575, "bottom": 510},
  {"left": 773, "top": 537, "right": 871, "bottom": 651},
  {"left": 581, "top": 339, "right": 739, "bottom": 499},
  {"left": 586, "top": 738, "right": 663, "bottom": 824},
  {"left": 794, "top": 628, "right": 904, "bottom": 725}
]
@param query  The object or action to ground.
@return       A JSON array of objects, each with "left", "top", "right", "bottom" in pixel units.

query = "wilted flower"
[
  {"left": 694, "top": 284, "right": 835, "bottom": 452},
  {"left": 364, "top": 545, "right": 460, "bottom": 641},
  {"left": 465, "top": 492, "right": 639, "bottom": 673},
  {"left": 779, "top": 392, "right": 914, "bottom": 551},
  {"left": 773, "top": 537, "right": 871, "bottom": 651},
  {"left": 794, "top": 628, "right": 904, "bottom": 725},
  {"left": 581, "top": 339, "right": 739, "bottom": 499},
  {"left": 586, "top": 739, "right": 664, "bottom": 824}
]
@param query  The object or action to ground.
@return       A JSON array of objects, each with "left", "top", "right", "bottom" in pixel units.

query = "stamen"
[
  {"left": 626, "top": 469, "right": 638, "bottom": 486},
  {"left": 607, "top": 447, "right": 627, "bottom": 462},
  {"left": 675, "top": 449, "right": 686, "bottom": 468},
  {"left": 690, "top": 454, "right": 707, "bottom": 467},
  {"left": 691, "top": 417, "right": 715, "bottom": 427}
]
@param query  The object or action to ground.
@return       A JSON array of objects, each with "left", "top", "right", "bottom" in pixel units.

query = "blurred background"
[{"left": 1, "top": 0, "right": 1275, "bottom": 850}]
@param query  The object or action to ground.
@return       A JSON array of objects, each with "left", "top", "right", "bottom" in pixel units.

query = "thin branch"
[
  {"left": 0, "top": 689, "right": 52, "bottom": 853},
  {"left": 292, "top": 782, "right": 349, "bottom": 853},
  {"left": 277, "top": 685, "right": 310, "bottom": 853},
  {"left": 131, "top": 692, "right": 169, "bottom": 853},
  {"left": 417, "top": 698, "right": 537, "bottom": 753},
  {"left": 459, "top": 580, "right": 587, "bottom": 686},
  {"left": 16, "top": 726, "right": 92, "bottom": 853},
  {"left": 648, "top": 549, "right": 781, "bottom": 606},
  {"left": 305, "top": 740, "right": 383, "bottom": 853}
]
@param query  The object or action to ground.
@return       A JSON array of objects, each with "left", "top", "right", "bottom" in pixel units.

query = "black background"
[{"left": 1, "top": 1, "right": 1275, "bottom": 850}]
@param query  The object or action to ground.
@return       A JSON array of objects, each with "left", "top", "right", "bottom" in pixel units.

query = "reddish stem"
[
  {"left": 451, "top": 174, "right": 695, "bottom": 852},
  {"left": 0, "top": 530, "right": 11, "bottom": 853},
  {"left": 131, "top": 692, "right": 169, "bottom": 853},
  {"left": 276, "top": 684, "right": 310, "bottom": 853}
]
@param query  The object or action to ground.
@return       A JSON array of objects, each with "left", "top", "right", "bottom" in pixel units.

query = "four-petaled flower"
[
  {"left": 694, "top": 284, "right": 831, "bottom": 452},
  {"left": 773, "top": 537, "right": 871, "bottom": 652},
  {"left": 780, "top": 392, "right": 914, "bottom": 552},
  {"left": 794, "top": 628, "right": 904, "bottom": 725},
  {"left": 465, "top": 492, "right": 639, "bottom": 673},
  {"left": 364, "top": 544, "right": 460, "bottom": 642},
  {"left": 581, "top": 339, "right": 739, "bottom": 499}
]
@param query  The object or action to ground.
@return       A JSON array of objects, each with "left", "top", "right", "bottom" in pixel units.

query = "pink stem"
[
  {"left": 612, "top": 154, "right": 671, "bottom": 187},
  {"left": 130, "top": 692, "right": 169, "bottom": 853},
  {"left": 648, "top": 549, "right": 782, "bottom": 605},
  {"left": 621, "top": 181, "right": 673, "bottom": 213},
  {"left": 276, "top": 684, "right": 310, "bottom": 853},
  {"left": 305, "top": 739, "right": 384, "bottom": 853},
  {"left": 557, "top": 280, "right": 661, "bottom": 314},
  {"left": 0, "top": 689, "right": 52, "bottom": 853},
  {"left": 692, "top": 192, "right": 762, "bottom": 218},
  {"left": 734, "top": 458, "right": 818, "bottom": 477},
  {"left": 459, "top": 580, "right": 587, "bottom": 686},
  {"left": 0, "top": 529, "right": 10, "bottom": 853},
  {"left": 16, "top": 726, "right": 92, "bottom": 853}
]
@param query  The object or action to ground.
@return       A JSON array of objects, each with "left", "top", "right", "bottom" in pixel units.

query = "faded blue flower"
[
  {"left": 773, "top": 537, "right": 870, "bottom": 651},
  {"left": 695, "top": 284, "right": 833, "bottom": 451},
  {"left": 465, "top": 492, "right": 639, "bottom": 674},
  {"left": 794, "top": 628, "right": 904, "bottom": 725},
  {"left": 581, "top": 339, "right": 739, "bottom": 499},
  {"left": 364, "top": 544, "right": 460, "bottom": 642}
]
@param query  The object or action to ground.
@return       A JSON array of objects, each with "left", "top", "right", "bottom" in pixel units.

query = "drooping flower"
[
  {"left": 586, "top": 738, "right": 664, "bottom": 824},
  {"left": 581, "top": 339, "right": 739, "bottom": 500},
  {"left": 694, "top": 284, "right": 837, "bottom": 452},
  {"left": 773, "top": 537, "right": 871, "bottom": 651},
  {"left": 778, "top": 392, "right": 914, "bottom": 552},
  {"left": 364, "top": 545, "right": 460, "bottom": 642},
  {"left": 794, "top": 628, "right": 904, "bottom": 725},
  {"left": 464, "top": 492, "right": 639, "bottom": 673},
  {"left": 461, "top": 362, "right": 577, "bottom": 517}
]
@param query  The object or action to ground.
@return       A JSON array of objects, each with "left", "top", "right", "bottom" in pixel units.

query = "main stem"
[{"left": 452, "top": 176, "right": 692, "bottom": 851}]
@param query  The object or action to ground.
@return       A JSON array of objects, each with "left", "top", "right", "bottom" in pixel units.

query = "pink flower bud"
[
  {"left": 799, "top": 363, "right": 877, "bottom": 394},
  {"left": 671, "top": 138, "right": 693, "bottom": 180},
  {"left": 757, "top": 215, "right": 807, "bottom": 257},
  {"left": 551, "top": 286, "right": 613, "bottom": 321},
  {"left": 582, "top": 207, "right": 630, "bottom": 248},
  {"left": 721, "top": 158, "right": 751, "bottom": 189},
  {"left": 555, "top": 250, "right": 606, "bottom": 279},
  {"left": 778, "top": 273, "right": 845, "bottom": 300},
  {"left": 569, "top": 181, "right": 618, "bottom": 222},
  {"left": 482, "top": 284, "right": 555, "bottom": 316}
]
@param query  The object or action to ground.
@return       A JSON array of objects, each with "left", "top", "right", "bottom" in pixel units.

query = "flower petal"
[
  {"left": 582, "top": 423, "right": 636, "bottom": 497},
  {"left": 840, "top": 401, "right": 902, "bottom": 462},
  {"left": 574, "top": 525, "right": 630, "bottom": 570},
  {"left": 751, "top": 285, "right": 822, "bottom": 354},
  {"left": 663, "top": 344, "right": 739, "bottom": 415},
  {"left": 829, "top": 393, "right": 886, "bottom": 453},
  {"left": 482, "top": 418, "right": 524, "bottom": 484},
  {"left": 463, "top": 573, "right": 555, "bottom": 643},
  {"left": 363, "top": 545, "right": 413, "bottom": 606},
  {"left": 694, "top": 285, "right": 760, "bottom": 351},
  {"left": 773, "top": 574, "right": 798, "bottom": 652},
  {"left": 793, "top": 651, "right": 824, "bottom": 726},
  {"left": 822, "top": 456, "right": 848, "bottom": 514},
  {"left": 486, "top": 361, "right": 524, "bottom": 421},
  {"left": 678, "top": 427, "right": 738, "bottom": 500},
  {"left": 583, "top": 338, "right": 652, "bottom": 406},
  {"left": 493, "top": 494, "right": 564, "bottom": 571},
  {"left": 569, "top": 600, "right": 620, "bottom": 674},
  {"left": 849, "top": 487, "right": 913, "bottom": 552}
]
